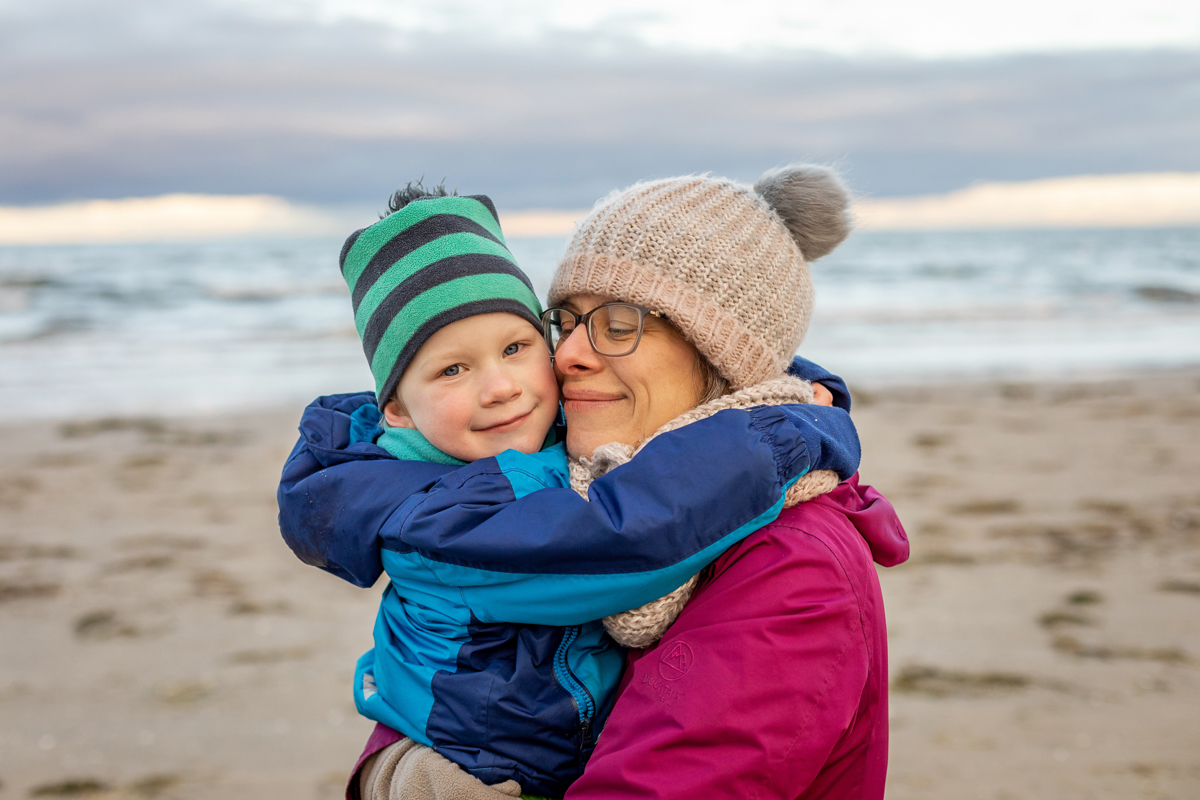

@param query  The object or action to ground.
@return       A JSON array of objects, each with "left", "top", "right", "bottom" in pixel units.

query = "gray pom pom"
[{"left": 753, "top": 164, "right": 852, "bottom": 261}]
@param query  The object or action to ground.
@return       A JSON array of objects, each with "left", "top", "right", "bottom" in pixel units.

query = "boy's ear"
[{"left": 382, "top": 398, "right": 416, "bottom": 429}]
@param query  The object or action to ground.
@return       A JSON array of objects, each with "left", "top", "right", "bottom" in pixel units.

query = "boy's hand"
[{"left": 812, "top": 382, "right": 835, "bottom": 407}]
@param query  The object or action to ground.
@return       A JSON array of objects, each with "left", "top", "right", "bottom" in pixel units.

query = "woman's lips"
[
  {"left": 475, "top": 409, "right": 533, "bottom": 433},
  {"left": 561, "top": 388, "right": 626, "bottom": 412}
]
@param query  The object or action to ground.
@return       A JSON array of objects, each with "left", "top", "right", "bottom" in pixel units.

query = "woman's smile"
[{"left": 561, "top": 386, "right": 627, "bottom": 413}]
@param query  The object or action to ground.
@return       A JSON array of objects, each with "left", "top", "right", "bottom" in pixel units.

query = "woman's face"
[{"left": 553, "top": 294, "right": 706, "bottom": 458}]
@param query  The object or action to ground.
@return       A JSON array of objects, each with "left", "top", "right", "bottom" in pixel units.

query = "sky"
[
  {"left": 3, "top": 0, "right": 1199, "bottom": 210},
  {"left": 264, "top": 0, "right": 1200, "bottom": 58}
]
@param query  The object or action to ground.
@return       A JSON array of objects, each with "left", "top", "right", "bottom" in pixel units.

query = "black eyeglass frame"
[{"left": 540, "top": 302, "right": 667, "bottom": 358}]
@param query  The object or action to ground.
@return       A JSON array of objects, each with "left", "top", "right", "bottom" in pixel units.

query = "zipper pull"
[{"left": 579, "top": 716, "right": 593, "bottom": 767}]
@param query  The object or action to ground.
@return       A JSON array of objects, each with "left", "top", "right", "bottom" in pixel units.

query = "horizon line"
[{"left": 3, "top": 171, "right": 1200, "bottom": 245}]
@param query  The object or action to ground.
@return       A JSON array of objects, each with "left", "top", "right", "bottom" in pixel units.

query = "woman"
[
  {"left": 288, "top": 165, "right": 908, "bottom": 798},
  {"left": 545, "top": 167, "right": 907, "bottom": 799}
]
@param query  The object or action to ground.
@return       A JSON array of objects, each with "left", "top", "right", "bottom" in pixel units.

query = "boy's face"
[{"left": 384, "top": 312, "right": 560, "bottom": 462}]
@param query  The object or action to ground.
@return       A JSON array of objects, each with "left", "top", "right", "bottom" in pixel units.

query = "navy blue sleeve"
[
  {"left": 773, "top": 401, "right": 859, "bottom": 481},
  {"left": 278, "top": 446, "right": 455, "bottom": 587},
  {"left": 787, "top": 356, "right": 852, "bottom": 412},
  {"left": 276, "top": 393, "right": 458, "bottom": 588}
]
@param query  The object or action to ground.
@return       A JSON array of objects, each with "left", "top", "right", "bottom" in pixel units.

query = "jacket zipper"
[{"left": 553, "top": 626, "right": 596, "bottom": 757}]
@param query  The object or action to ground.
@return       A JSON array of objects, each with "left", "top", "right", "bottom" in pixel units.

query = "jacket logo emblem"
[{"left": 658, "top": 641, "right": 693, "bottom": 681}]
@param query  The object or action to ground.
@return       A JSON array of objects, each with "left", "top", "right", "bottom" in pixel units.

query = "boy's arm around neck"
[
  {"left": 277, "top": 358, "right": 858, "bottom": 601},
  {"left": 385, "top": 391, "right": 860, "bottom": 624}
]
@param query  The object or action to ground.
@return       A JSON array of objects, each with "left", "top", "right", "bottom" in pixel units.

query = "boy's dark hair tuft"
[{"left": 382, "top": 179, "right": 457, "bottom": 218}]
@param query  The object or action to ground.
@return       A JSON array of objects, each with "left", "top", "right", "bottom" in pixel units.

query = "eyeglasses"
[{"left": 541, "top": 302, "right": 666, "bottom": 358}]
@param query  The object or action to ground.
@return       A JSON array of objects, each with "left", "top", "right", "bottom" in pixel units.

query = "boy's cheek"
[
  {"left": 518, "top": 367, "right": 560, "bottom": 410},
  {"left": 414, "top": 395, "right": 473, "bottom": 453},
  {"left": 533, "top": 362, "right": 562, "bottom": 404}
]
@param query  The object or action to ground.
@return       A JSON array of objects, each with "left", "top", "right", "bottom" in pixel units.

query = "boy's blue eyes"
[{"left": 438, "top": 344, "right": 523, "bottom": 377}]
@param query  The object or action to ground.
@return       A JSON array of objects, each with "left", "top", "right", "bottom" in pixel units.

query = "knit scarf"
[{"left": 568, "top": 376, "right": 841, "bottom": 649}]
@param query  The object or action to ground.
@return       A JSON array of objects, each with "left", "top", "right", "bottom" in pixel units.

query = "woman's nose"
[{"left": 552, "top": 325, "right": 602, "bottom": 374}]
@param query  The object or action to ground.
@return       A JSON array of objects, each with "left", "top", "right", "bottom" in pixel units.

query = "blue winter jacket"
[{"left": 277, "top": 358, "right": 858, "bottom": 796}]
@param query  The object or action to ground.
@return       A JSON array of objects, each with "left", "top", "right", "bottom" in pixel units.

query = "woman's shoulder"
[
  {"left": 771, "top": 475, "right": 905, "bottom": 561},
  {"left": 703, "top": 476, "right": 908, "bottom": 600}
]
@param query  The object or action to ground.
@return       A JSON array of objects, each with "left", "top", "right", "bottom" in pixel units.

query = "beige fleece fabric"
[{"left": 358, "top": 737, "right": 522, "bottom": 800}]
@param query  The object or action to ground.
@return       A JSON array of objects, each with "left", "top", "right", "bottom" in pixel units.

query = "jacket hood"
[
  {"left": 296, "top": 391, "right": 391, "bottom": 467},
  {"left": 816, "top": 473, "right": 909, "bottom": 567},
  {"left": 278, "top": 391, "right": 457, "bottom": 589}
]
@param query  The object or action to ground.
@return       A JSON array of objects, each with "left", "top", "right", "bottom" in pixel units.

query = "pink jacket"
[{"left": 565, "top": 474, "right": 909, "bottom": 800}]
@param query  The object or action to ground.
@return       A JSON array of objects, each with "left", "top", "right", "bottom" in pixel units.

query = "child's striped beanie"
[{"left": 339, "top": 194, "right": 543, "bottom": 408}]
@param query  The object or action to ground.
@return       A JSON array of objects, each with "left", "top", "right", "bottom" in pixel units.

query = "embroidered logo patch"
[{"left": 658, "top": 640, "right": 694, "bottom": 681}]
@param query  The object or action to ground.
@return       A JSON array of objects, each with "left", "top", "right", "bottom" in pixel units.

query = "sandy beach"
[{"left": 2, "top": 371, "right": 1198, "bottom": 799}]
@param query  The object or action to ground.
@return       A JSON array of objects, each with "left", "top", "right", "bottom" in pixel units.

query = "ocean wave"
[
  {"left": 3, "top": 228, "right": 1200, "bottom": 418},
  {"left": 1136, "top": 286, "right": 1200, "bottom": 303}
]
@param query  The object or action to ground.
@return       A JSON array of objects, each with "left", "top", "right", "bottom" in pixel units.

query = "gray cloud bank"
[{"left": 3, "top": 0, "right": 1200, "bottom": 210}]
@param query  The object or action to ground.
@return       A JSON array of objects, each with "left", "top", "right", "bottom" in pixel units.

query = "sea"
[{"left": 2, "top": 227, "right": 1199, "bottom": 421}]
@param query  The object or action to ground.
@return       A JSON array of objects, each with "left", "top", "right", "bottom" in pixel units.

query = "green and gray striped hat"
[{"left": 339, "top": 194, "right": 543, "bottom": 408}]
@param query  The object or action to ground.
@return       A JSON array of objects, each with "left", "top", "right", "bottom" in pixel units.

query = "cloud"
[
  {"left": 855, "top": 172, "right": 1200, "bottom": 230},
  {"left": 0, "top": 193, "right": 596, "bottom": 244},
  {"left": 0, "top": 194, "right": 351, "bottom": 245},
  {"left": 204, "top": 0, "right": 1200, "bottom": 59},
  {"left": 3, "top": 0, "right": 1200, "bottom": 209}
]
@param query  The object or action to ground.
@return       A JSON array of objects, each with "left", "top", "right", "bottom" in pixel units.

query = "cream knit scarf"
[{"left": 568, "top": 376, "right": 840, "bottom": 649}]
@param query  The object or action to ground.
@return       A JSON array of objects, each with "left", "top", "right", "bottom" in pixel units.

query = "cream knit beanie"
[{"left": 548, "top": 164, "right": 852, "bottom": 388}]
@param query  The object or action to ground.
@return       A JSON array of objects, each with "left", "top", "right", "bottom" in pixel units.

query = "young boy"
[{"left": 280, "top": 187, "right": 861, "bottom": 797}]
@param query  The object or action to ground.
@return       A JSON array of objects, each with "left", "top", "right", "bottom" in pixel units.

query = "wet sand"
[{"left": 1, "top": 372, "right": 1198, "bottom": 799}]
